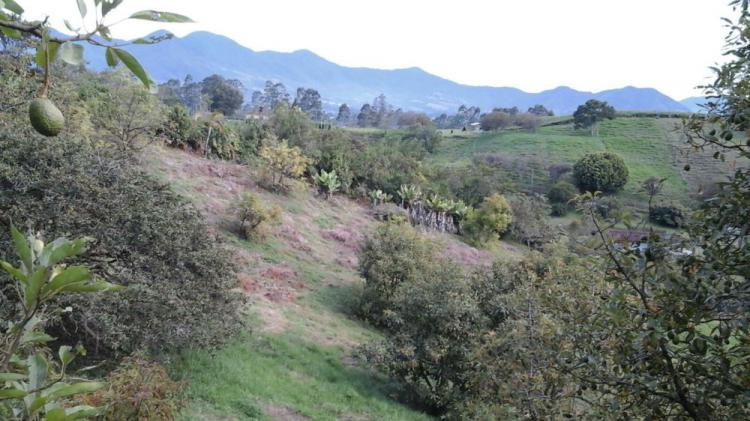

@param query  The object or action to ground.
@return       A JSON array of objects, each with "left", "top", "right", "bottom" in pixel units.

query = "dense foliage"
[{"left": 573, "top": 152, "right": 629, "bottom": 193}]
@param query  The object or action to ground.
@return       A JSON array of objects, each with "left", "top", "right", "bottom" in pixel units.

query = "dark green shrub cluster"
[
  {"left": 506, "top": 194, "right": 556, "bottom": 249},
  {"left": 649, "top": 204, "right": 686, "bottom": 227},
  {"left": 573, "top": 152, "right": 629, "bottom": 193},
  {"left": 547, "top": 180, "right": 577, "bottom": 216},
  {"left": 461, "top": 194, "right": 513, "bottom": 247},
  {"left": 0, "top": 133, "right": 243, "bottom": 359}
]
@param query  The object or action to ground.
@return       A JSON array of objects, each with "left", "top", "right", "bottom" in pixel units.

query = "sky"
[{"left": 20, "top": 0, "right": 736, "bottom": 100}]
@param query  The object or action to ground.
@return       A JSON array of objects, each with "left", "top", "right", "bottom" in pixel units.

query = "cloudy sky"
[{"left": 21, "top": 0, "right": 734, "bottom": 99}]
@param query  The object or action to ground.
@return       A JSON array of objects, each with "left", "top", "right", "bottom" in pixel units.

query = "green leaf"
[
  {"left": 61, "top": 278, "right": 123, "bottom": 293},
  {"left": 29, "top": 395, "right": 48, "bottom": 413},
  {"left": 105, "top": 47, "right": 119, "bottom": 67},
  {"left": 101, "top": 0, "right": 123, "bottom": 17},
  {"left": 58, "top": 345, "right": 75, "bottom": 366},
  {"left": 21, "top": 330, "right": 55, "bottom": 345},
  {"left": 45, "top": 382, "right": 104, "bottom": 401},
  {"left": 43, "top": 407, "right": 66, "bottom": 421},
  {"left": 44, "top": 266, "right": 91, "bottom": 295},
  {"left": 0, "top": 388, "right": 27, "bottom": 399},
  {"left": 0, "top": 372, "right": 25, "bottom": 382},
  {"left": 10, "top": 225, "right": 32, "bottom": 273},
  {"left": 35, "top": 40, "right": 61, "bottom": 69},
  {"left": 132, "top": 31, "right": 174, "bottom": 45},
  {"left": 39, "top": 237, "right": 89, "bottom": 267},
  {"left": 1, "top": 260, "right": 28, "bottom": 284},
  {"left": 76, "top": 0, "right": 87, "bottom": 18},
  {"left": 1, "top": 0, "right": 23, "bottom": 14},
  {"left": 0, "top": 26, "right": 21, "bottom": 39},
  {"left": 129, "top": 10, "right": 193, "bottom": 23},
  {"left": 112, "top": 48, "right": 150, "bottom": 88},
  {"left": 24, "top": 267, "right": 46, "bottom": 309},
  {"left": 28, "top": 352, "right": 49, "bottom": 391},
  {"left": 59, "top": 42, "right": 84, "bottom": 66}
]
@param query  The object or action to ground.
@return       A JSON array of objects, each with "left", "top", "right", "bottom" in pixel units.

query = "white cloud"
[{"left": 20, "top": 0, "right": 733, "bottom": 99}]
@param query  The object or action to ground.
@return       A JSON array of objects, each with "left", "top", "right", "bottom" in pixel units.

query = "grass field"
[{"left": 429, "top": 118, "right": 739, "bottom": 207}]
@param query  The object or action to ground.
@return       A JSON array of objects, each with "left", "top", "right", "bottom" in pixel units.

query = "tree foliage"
[
  {"left": 461, "top": 194, "right": 513, "bottom": 247},
  {"left": 573, "top": 99, "right": 615, "bottom": 135},
  {"left": 573, "top": 152, "right": 629, "bottom": 193}
]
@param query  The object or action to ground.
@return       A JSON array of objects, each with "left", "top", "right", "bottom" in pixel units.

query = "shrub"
[
  {"left": 161, "top": 105, "right": 196, "bottom": 149},
  {"left": 594, "top": 195, "right": 621, "bottom": 219},
  {"left": 506, "top": 194, "right": 556, "bottom": 248},
  {"left": 573, "top": 152, "right": 629, "bottom": 193},
  {"left": 550, "top": 202, "right": 569, "bottom": 217},
  {"left": 358, "top": 222, "right": 437, "bottom": 327},
  {"left": 0, "top": 134, "right": 243, "bottom": 359},
  {"left": 78, "top": 354, "right": 184, "bottom": 421},
  {"left": 513, "top": 112, "right": 542, "bottom": 132},
  {"left": 547, "top": 181, "right": 577, "bottom": 204},
  {"left": 234, "top": 192, "right": 282, "bottom": 239},
  {"left": 480, "top": 111, "right": 512, "bottom": 131},
  {"left": 649, "top": 205, "right": 686, "bottom": 227},
  {"left": 258, "top": 138, "right": 311, "bottom": 191},
  {"left": 461, "top": 194, "right": 513, "bottom": 247},
  {"left": 371, "top": 203, "right": 409, "bottom": 223}
]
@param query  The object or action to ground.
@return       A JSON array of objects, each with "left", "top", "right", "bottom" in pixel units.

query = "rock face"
[{"left": 29, "top": 98, "right": 65, "bottom": 137}]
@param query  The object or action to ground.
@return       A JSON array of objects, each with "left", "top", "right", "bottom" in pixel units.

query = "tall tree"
[
  {"left": 201, "top": 74, "right": 244, "bottom": 116},
  {"left": 336, "top": 103, "right": 352, "bottom": 125},
  {"left": 293, "top": 87, "right": 324, "bottom": 121},
  {"left": 573, "top": 99, "right": 615, "bottom": 135}
]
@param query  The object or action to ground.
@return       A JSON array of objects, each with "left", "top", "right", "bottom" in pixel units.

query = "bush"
[
  {"left": 550, "top": 202, "right": 569, "bottom": 217},
  {"left": 594, "top": 195, "right": 621, "bottom": 219},
  {"left": 649, "top": 205, "right": 686, "bottom": 227},
  {"left": 480, "top": 111, "right": 512, "bottom": 131},
  {"left": 358, "top": 222, "right": 437, "bottom": 327},
  {"left": 234, "top": 192, "right": 282, "bottom": 239},
  {"left": 371, "top": 203, "right": 409, "bottom": 223},
  {"left": 78, "top": 354, "right": 184, "bottom": 420},
  {"left": 506, "top": 194, "right": 556, "bottom": 249},
  {"left": 547, "top": 181, "right": 577, "bottom": 204},
  {"left": 461, "top": 194, "right": 513, "bottom": 247},
  {"left": 513, "top": 112, "right": 542, "bottom": 132},
  {"left": 258, "top": 138, "right": 311, "bottom": 192},
  {"left": 161, "top": 105, "right": 196, "bottom": 149},
  {"left": 0, "top": 133, "right": 243, "bottom": 359},
  {"left": 573, "top": 152, "right": 629, "bottom": 193}
]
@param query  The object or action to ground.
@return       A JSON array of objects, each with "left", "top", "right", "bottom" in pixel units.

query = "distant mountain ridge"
[{"left": 82, "top": 31, "right": 689, "bottom": 115}]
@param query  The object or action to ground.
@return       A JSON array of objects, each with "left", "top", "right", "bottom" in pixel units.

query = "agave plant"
[
  {"left": 314, "top": 169, "right": 341, "bottom": 199},
  {"left": 1, "top": 225, "right": 122, "bottom": 420},
  {"left": 396, "top": 184, "right": 422, "bottom": 208},
  {"left": 368, "top": 189, "right": 392, "bottom": 206}
]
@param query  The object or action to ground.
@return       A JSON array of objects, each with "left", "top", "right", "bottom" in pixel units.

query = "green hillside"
[{"left": 430, "top": 117, "right": 739, "bottom": 206}]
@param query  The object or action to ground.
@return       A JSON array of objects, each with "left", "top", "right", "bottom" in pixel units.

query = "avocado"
[{"left": 29, "top": 97, "right": 65, "bottom": 137}]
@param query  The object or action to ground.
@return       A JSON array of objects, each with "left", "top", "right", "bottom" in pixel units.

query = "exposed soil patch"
[{"left": 263, "top": 404, "right": 311, "bottom": 421}]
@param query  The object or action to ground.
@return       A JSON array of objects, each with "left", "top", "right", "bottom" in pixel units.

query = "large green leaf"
[
  {"left": 10, "top": 225, "right": 32, "bottom": 273},
  {"left": 44, "top": 266, "right": 91, "bottom": 295},
  {"left": 104, "top": 47, "right": 119, "bottom": 67},
  {"left": 1, "top": 260, "right": 28, "bottom": 284},
  {"left": 0, "top": 388, "right": 27, "bottom": 399},
  {"left": 132, "top": 31, "right": 174, "bottom": 45},
  {"left": 0, "top": 372, "right": 25, "bottom": 382},
  {"left": 129, "top": 10, "right": 193, "bottom": 23},
  {"left": 59, "top": 42, "right": 84, "bottom": 66},
  {"left": 21, "top": 330, "right": 55, "bottom": 345},
  {"left": 61, "top": 278, "right": 123, "bottom": 293},
  {"left": 24, "top": 266, "right": 46, "bottom": 309},
  {"left": 58, "top": 345, "right": 75, "bottom": 366},
  {"left": 28, "top": 352, "right": 49, "bottom": 391},
  {"left": 98, "top": 25, "right": 112, "bottom": 41},
  {"left": 35, "top": 41, "right": 61, "bottom": 69},
  {"left": 65, "top": 405, "right": 101, "bottom": 419},
  {"left": 43, "top": 407, "right": 66, "bottom": 421},
  {"left": 112, "top": 48, "right": 150, "bottom": 88},
  {"left": 39, "top": 237, "right": 89, "bottom": 267},
  {"left": 45, "top": 382, "right": 104, "bottom": 401}
]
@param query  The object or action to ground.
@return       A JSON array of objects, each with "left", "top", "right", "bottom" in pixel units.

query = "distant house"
[{"left": 469, "top": 122, "right": 481, "bottom": 132}]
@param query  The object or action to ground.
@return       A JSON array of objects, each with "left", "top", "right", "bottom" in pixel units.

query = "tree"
[
  {"left": 201, "top": 74, "right": 244, "bottom": 116},
  {"left": 233, "top": 192, "right": 281, "bottom": 239},
  {"left": 461, "top": 194, "right": 513, "bottom": 247},
  {"left": 357, "top": 103, "right": 375, "bottom": 127},
  {"left": 513, "top": 112, "right": 542, "bottom": 132},
  {"left": 573, "top": 99, "right": 615, "bottom": 135},
  {"left": 480, "top": 111, "right": 512, "bottom": 131},
  {"left": 336, "top": 103, "right": 351, "bottom": 125},
  {"left": 258, "top": 138, "right": 311, "bottom": 191},
  {"left": 573, "top": 152, "right": 629, "bottom": 193},
  {"left": 641, "top": 176, "right": 666, "bottom": 213},
  {"left": 527, "top": 104, "right": 554, "bottom": 116},
  {"left": 293, "top": 87, "right": 324, "bottom": 121},
  {"left": 0, "top": 1, "right": 191, "bottom": 136}
]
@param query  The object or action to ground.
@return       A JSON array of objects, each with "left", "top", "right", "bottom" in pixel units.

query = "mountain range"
[{"left": 83, "top": 31, "right": 690, "bottom": 116}]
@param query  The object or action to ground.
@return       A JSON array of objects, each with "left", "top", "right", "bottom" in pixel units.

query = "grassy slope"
[
  {"left": 142, "top": 147, "right": 514, "bottom": 421},
  {"left": 430, "top": 117, "right": 739, "bottom": 207}
]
